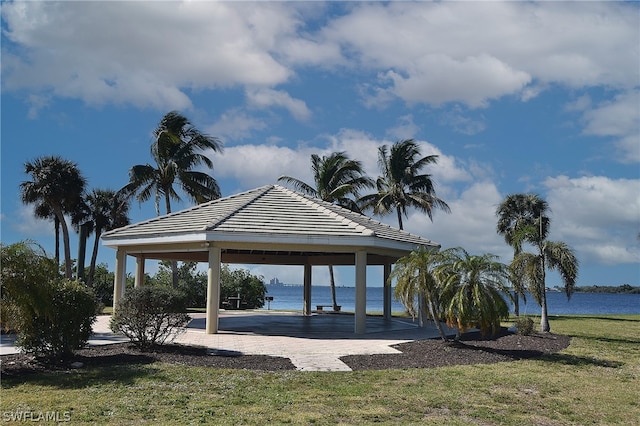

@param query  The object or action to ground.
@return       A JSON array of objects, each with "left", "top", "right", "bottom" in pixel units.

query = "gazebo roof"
[{"left": 102, "top": 184, "right": 439, "bottom": 265}]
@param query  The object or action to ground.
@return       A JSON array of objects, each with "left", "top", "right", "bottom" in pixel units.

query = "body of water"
[{"left": 262, "top": 285, "right": 640, "bottom": 315}]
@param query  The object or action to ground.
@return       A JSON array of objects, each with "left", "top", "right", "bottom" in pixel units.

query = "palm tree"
[
  {"left": 496, "top": 194, "right": 550, "bottom": 316},
  {"left": 436, "top": 248, "right": 513, "bottom": 339},
  {"left": 390, "top": 247, "right": 448, "bottom": 340},
  {"left": 512, "top": 241, "right": 578, "bottom": 333},
  {"left": 83, "top": 189, "right": 131, "bottom": 287},
  {"left": 278, "top": 151, "right": 373, "bottom": 311},
  {"left": 20, "top": 156, "right": 87, "bottom": 279},
  {"left": 32, "top": 202, "right": 61, "bottom": 266},
  {"left": 504, "top": 194, "right": 579, "bottom": 332},
  {"left": 120, "top": 111, "right": 223, "bottom": 215},
  {"left": 120, "top": 111, "right": 223, "bottom": 287},
  {"left": 359, "top": 139, "right": 450, "bottom": 230}
]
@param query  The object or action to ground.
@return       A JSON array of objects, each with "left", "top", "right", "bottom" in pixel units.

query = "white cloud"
[
  {"left": 214, "top": 129, "right": 471, "bottom": 195},
  {"left": 12, "top": 204, "right": 56, "bottom": 238},
  {"left": 320, "top": 2, "right": 638, "bottom": 106},
  {"left": 2, "top": 2, "right": 295, "bottom": 111},
  {"left": 246, "top": 88, "right": 311, "bottom": 122},
  {"left": 402, "top": 181, "right": 510, "bottom": 260},
  {"left": 580, "top": 90, "right": 640, "bottom": 163},
  {"left": 544, "top": 175, "right": 640, "bottom": 265},
  {"left": 207, "top": 109, "right": 267, "bottom": 141}
]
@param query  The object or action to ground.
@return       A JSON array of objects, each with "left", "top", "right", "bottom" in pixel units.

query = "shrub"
[
  {"left": 15, "top": 280, "right": 98, "bottom": 359},
  {"left": 110, "top": 286, "right": 190, "bottom": 349},
  {"left": 220, "top": 265, "right": 266, "bottom": 309},
  {"left": 1, "top": 241, "right": 97, "bottom": 359},
  {"left": 515, "top": 316, "right": 535, "bottom": 335}
]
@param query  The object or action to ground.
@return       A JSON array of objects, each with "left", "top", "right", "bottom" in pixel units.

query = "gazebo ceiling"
[{"left": 102, "top": 184, "right": 440, "bottom": 263}]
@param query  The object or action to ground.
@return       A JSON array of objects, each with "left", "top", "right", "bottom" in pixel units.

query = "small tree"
[
  {"left": 110, "top": 286, "right": 190, "bottom": 349},
  {"left": 220, "top": 265, "right": 266, "bottom": 309},
  {"left": 390, "top": 247, "right": 449, "bottom": 341}
]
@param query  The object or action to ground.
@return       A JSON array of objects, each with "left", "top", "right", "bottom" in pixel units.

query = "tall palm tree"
[
  {"left": 278, "top": 151, "right": 373, "bottom": 310},
  {"left": 496, "top": 194, "right": 550, "bottom": 316},
  {"left": 436, "top": 248, "right": 513, "bottom": 339},
  {"left": 502, "top": 193, "right": 578, "bottom": 332},
  {"left": 120, "top": 111, "right": 223, "bottom": 287},
  {"left": 83, "top": 189, "right": 131, "bottom": 287},
  {"left": 120, "top": 111, "right": 223, "bottom": 215},
  {"left": 32, "top": 202, "right": 61, "bottom": 266},
  {"left": 21, "top": 156, "right": 87, "bottom": 279},
  {"left": 390, "top": 247, "right": 448, "bottom": 340},
  {"left": 359, "top": 139, "right": 450, "bottom": 230}
]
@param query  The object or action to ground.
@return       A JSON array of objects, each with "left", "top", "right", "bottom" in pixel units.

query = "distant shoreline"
[{"left": 266, "top": 283, "right": 640, "bottom": 294}]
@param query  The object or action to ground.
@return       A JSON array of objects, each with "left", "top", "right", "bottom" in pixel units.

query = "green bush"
[
  {"left": 110, "top": 286, "right": 190, "bottom": 349},
  {"left": 515, "top": 316, "right": 535, "bottom": 335},
  {"left": 1, "top": 241, "right": 97, "bottom": 359},
  {"left": 220, "top": 265, "right": 266, "bottom": 309},
  {"left": 15, "top": 280, "right": 98, "bottom": 359}
]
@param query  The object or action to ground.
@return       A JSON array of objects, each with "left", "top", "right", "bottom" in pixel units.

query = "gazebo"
[{"left": 102, "top": 185, "right": 439, "bottom": 334}]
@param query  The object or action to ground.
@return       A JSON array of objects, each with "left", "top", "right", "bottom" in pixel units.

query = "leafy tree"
[
  {"left": 496, "top": 194, "right": 549, "bottom": 315},
  {"left": 436, "top": 248, "right": 512, "bottom": 339},
  {"left": 220, "top": 265, "right": 267, "bottom": 310},
  {"left": 154, "top": 261, "right": 208, "bottom": 307},
  {"left": 390, "top": 247, "right": 449, "bottom": 340},
  {"left": 20, "top": 156, "right": 87, "bottom": 278},
  {"left": 359, "top": 139, "right": 450, "bottom": 230},
  {"left": 504, "top": 194, "right": 579, "bottom": 332},
  {"left": 278, "top": 151, "right": 373, "bottom": 310},
  {"left": 119, "top": 111, "right": 223, "bottom": 287}
]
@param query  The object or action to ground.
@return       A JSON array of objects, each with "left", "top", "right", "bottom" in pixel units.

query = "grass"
[{"left": 2, "top": 315, "right": 639, "bottom": 425}]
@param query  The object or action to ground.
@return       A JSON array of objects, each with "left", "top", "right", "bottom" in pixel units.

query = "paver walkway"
[{"left": 1, "top": 311, "right": 452, "bottom": 372}]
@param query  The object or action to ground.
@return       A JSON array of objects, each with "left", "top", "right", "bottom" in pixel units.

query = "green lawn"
[{"left": 2, "top": 315, "right": 639, "bottom": 425}]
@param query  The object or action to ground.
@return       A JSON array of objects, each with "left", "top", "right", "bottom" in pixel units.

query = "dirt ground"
[{"left": 1, "top": 329, "right": 570, "bottom": 376}]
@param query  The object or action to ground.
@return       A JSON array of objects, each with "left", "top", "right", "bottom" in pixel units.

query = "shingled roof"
[{"left": 102, "top": 185, "right": 439, "bottom": 264}]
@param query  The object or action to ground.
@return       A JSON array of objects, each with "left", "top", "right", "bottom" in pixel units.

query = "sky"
[{"left": 1, "top": 1, "right": 639, "bottom": 289}]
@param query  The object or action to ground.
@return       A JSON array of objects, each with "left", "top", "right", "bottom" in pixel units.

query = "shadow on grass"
[
  {"left": 449, "top": 341, "right": 624, "bottom": 369},
  {"left": 540, "top": 352, "right": 624, "bottom": 368},
  {"left": 1, "top": 359, "right": 161, "bottom": 390},
  {"left": 546, "top": 315, "right": 640, "bottom": 323}
]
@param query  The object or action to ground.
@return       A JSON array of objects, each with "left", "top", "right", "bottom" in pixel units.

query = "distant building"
[{"left": 269, "top": 277, "right": 284, "bottom": 286}]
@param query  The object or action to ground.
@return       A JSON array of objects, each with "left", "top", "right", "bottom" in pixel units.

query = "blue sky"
[{"left": 1, "top": 1, "right": 639, "bottom": 288}]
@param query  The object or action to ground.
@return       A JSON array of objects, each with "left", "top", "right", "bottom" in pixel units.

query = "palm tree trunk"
[
  {"left": 56, "top": 209, "right": 73, "bottom": 279},
  {"left": 328, "top": 265, "right": 339, "bottom": 310},
  {"left": 164, "top": 194, "right": 179, "bottom": 289},
  {"left": 54, "top": 216, "right": 60, "bottom": 267},
  {"left": 513, "top": 294, "right": 520, "bottom": 317},
  {"left": 539, "top": 248, "right": 550, "bottom": 332},
  {"left": 396, "top": 207, "right": 404, "bottom": 230},
  {"left": 87, "top": 228, "right": 101, "bottom": 287},
  {"left": 540, "top": 291, "right": 550, "bottom": 333},
  {"left": 427, "top": 299, "right": 447, "bottom": 341}
]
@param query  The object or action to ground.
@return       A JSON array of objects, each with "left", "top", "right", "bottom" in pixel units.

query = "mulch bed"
[
  {"left": 342, "top": 329, "right": 571, "bottom": 370},
  {"left": 1, "top": 330, "right": 570, "bottom": 377}
]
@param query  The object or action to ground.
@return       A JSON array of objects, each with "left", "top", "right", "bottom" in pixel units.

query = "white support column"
[
  {"left": 206, "top": 245, "right": 222, "bottom": 334},
  {"left": 134, "top": 256, "right": 145, "bottom": 288},
  {"left": 303, "top": 263, "right": 312, "bottom": 316},
  {"left": 112, "top": 248, "right": 126, "bottom": 313},
  {"left": 383, "top": 263, "right": 392, "bottom": 320},
  {"left": 354, "top": 250, "right": 367, "bottom": 334}
]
